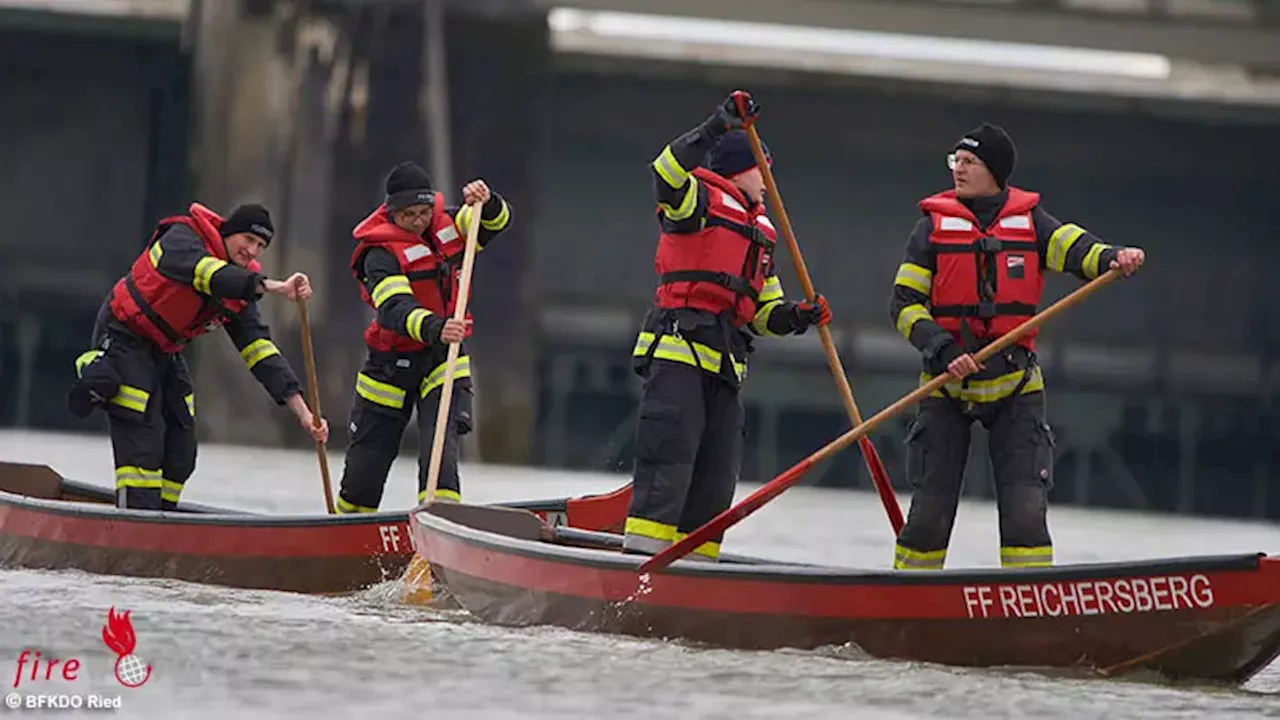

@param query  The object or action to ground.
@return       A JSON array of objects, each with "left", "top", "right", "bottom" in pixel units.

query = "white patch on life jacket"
[
  {"left": 436, "top": 225, "right": 459, "bottom": 244},
  {"left": 756, "top": 215, "right": 775, "bottom": 232},
  {"left": 939, "top": 216, "right": 972, "bottom": 231},
  {"left": 1007, "top": 254, "right": 1025, "bottom": 268},
  {"left": 999, "top": 214, "right": 1032, "bottom": 230},
  {"left": 404, "top": 244, "right": 432, "bottom": 263},
  {"left": 720, "top": 194, "right": 746, "bottom": 214}
]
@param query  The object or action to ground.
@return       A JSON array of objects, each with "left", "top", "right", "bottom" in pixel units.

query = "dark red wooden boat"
[
  {"left": 0, "top": 461, "right": 629, "bottom": 595},
  {"left": 412, "top": 502, "right": 1280, "bottom": 685}
]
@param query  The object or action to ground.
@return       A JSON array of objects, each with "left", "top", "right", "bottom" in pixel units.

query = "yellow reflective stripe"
[
  {"left": 148, "top": 242, "right": 163, "bottom": 266},
  {"left": 632, "top": 332, "right": 746, "bottom": 381},
  {"left": 421, "top": 356, "right": 472, "bottom": 397},
  {"left": 921, "top": 365, "right": 1045, "bottom": 404},
  {"left": 672, "top": 531, "right": 720, "bottom": 560},
  {"left": 74, "top": 350, "right": 103, "bottom": 378},
  {"left": 758, "top": 275, "right": 783, "bottom": 303},
  {"left": 417, "top": 488, "right": 462, "bottom": 503},
  {"left": 460, "top": 205, "right": 474, "bottom": 232},
  {"left": 895, "top": 303, "right": 933, "bottom": 339},
  {"left": 652, "top": 145, "right": 689, "bottom": 188},
  {"left": 659, "top": 176, "right": 699, "bottom": 222},
  {"left": 114, "top": 466, "right": 162, "bottom": 491},
  {"left": 750, "top": 299, "right": 784, "bottom": 336},
  {"left": 109, "top": 385, "right": 150, "bottom": 414},
  {"left": 1001, "top": 545, "right": 1053, "bottom": 568},
  {"left": 894, "top": 544, "right": 946, "bottom": 570},
  {"left": 239, "top": 339, "right": 280, "bottom": 369},
  {"left": 479, "top": 199, "right": 510, "bottom": 231},
  {"left": 335, "top": 497, "right": 377, "bottom": 514},
  {"left": 406, "top": 308, "right": 433, "bottom": 343},
  {"left": 624, "top": 517, "right": 676, "bottom": 542},
  {"left": 355, "top": 372, "right": 406, "bottom": 410},
  {"left": 1081, "top": 243, "right": 1111, "bottom": 279},
  {"left": 894, "top": 262, "right": 933, "bottom": 296},
  {"left": 192, "top": 256, "right": 228, "bottom": 295},
  {"left": 184, "top": 393, "right": 195, "bottom": 418},
  {"left": 371, "top": 275, "right": 413, "bottom": 308},
  {"left": 1046, "top": 223, "right": 1085, "bottom": 273},
  {"left": 160, "top": 478, "right": 184, "bottom": 504}
]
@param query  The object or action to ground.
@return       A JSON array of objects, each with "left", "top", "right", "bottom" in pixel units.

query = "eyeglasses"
[
  {"left": 395, "top": 207, "right": 433, "bottom": 222},
  {"left": 946, "top": 153, "right": 984, "bottom": 171}
]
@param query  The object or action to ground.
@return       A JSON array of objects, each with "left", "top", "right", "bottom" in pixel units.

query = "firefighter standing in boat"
[
  {"left": 623, "top": 91, "right": 832, "bottom": 560},
  {"left": 888, "top": 123, "right": 1145, "bottom": 571},
  {"left": 67, "top": 203, "right": 330, "bottom": 510},
  {"left": 335, "top": 161, "right": 513, "bottom": 514}
]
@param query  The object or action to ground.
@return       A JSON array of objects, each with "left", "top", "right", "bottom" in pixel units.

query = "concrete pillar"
[
  {"left": 443, "top": 5, "right": 550, "bottom": 465},
  {"left": 188, "top": 0, "right": 337, "bottom": 446}
]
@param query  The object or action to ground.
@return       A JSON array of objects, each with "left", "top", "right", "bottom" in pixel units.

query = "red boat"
[
  {"left": 412, "top": 502, "right": 1280, "bottom": 685},
  {"left": 0, "top": 461, "right": 629, "bottom": 595}
]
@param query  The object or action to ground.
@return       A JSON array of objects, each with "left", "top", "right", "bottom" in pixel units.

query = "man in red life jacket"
[
  {"left": 623, "top": 91, "right": 832, "bottom": 560},
  {"left": 66, "top": 203, "right": 330, "bottom": 510},
  {"left": 888, "top": 123, "right": 1146, "bottom": 571},
  {"left": 335, "top": 161, "right": 513, "bottom": 513}
]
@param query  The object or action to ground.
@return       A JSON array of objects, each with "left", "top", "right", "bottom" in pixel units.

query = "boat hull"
[
  {"left": 413, "top": 504, "right": 1280, "bottom": 684},
  {"left": 0, "top": 462, "right": 628, "bottom": 595}
]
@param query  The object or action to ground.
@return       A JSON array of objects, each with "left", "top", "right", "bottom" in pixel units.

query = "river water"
[{"left": 1, "top": 429, "right": 1279, "bottom": 719}]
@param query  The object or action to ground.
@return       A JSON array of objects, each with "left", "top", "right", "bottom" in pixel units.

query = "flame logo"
[{"left": 101, "top": 607, "right": 152, "bottom": 688}]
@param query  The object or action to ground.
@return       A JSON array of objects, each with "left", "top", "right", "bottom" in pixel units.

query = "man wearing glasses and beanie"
[{"left": 887, "top": 122, "right": 1145, "bottom": 572}]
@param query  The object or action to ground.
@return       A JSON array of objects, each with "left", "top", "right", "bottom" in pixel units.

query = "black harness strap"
[
  {"left": 125, "top": 276, "right": 187, "bottom": 348},
  {"left": 658, "top": 270, "right": 761, "bottom": 304}
]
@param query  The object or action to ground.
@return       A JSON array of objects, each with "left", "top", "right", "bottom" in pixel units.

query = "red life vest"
[
  {"left": 652, "top": 167, "right": 777, "bottom": 328},
  {"left": 919, "top": 187, "right": 1044, "bottom": 351},
  {"left": 350, "top": 196, "right": 471, "bottom": 353},
  {"left": 108, "top": 203, "right": 259, "bottom": 354}
]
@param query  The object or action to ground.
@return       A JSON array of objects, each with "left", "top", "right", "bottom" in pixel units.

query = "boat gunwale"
[
  {"left": 0, "top": 487, "right": 577, "bottom": 530},
  {"left": 414, "top": 507, "right": 1268, "bottom": 587}
]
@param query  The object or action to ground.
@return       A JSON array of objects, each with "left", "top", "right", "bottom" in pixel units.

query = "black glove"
[
  {"left": 705, "top": 90, "right": 761, "bottom": 134},
  {"left": 922, "top": 334, "right": 965, "bottom": 376},
  {"left": 793, "top": 294, "right": 831, "bottom": 330}
]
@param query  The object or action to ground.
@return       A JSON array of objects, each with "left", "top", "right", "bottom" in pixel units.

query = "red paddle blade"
[
  {"left": 565, "top": 483, "right": 631, "bottom": 533},
  {"left": 857, "top": 435, "right": 904, "bottom": 534},
  {"left": 637, "top": 458, "right": 814, "bottom": 574}
]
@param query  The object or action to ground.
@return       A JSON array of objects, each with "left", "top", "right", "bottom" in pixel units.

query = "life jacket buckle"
[
  {"left": 977, "top": 301, "right": 997, "bottom": 319},
  {"left": 978, "top": 236, "right": 1002, "bottom": 252}
]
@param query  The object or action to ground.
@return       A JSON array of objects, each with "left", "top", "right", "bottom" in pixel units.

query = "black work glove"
[
  {"left": 792, "top": 294, "right": 832, "bottom": 332},
  {"left": 703, "top": 90, "right": 761, "bottom": 135}
]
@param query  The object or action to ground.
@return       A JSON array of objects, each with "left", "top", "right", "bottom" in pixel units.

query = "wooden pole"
[{"left": 423, "top": 199, "right": 483, "bottom": 505}]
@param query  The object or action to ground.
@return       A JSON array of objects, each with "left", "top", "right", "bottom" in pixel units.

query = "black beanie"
[
  {"left": 707, "top": 130, "right": 769, "bottom": 179},
  {"left": 954, "top": 123, "right": 1016, "bottom": 187},
  {"left": 220, "top": 203, "right": 275, "bottom": 244},
  {"left": 385, "top": 161, "right": 435, "bottom": 210}
]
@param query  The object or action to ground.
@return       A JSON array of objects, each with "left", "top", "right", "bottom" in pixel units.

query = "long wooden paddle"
[
  {"left": 732, "top": 90, "right": 904, "bottom": 535},
  {"left": 423, "top": 198, "right": 483, "bottom": 505},
  {"left": 296, "top": 296, "right": 335, "bottom": 514},
  {"left": 639, "top": 267, "right": 1125, "bottom": 574}
]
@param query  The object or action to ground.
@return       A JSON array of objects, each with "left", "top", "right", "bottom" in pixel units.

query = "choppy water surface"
[{"left": 2, "top": 429, "right": 1280, "bottom": 719}]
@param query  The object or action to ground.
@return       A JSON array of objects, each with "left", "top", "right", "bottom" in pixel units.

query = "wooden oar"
[
  {"left": 297, "top": 296, "right": 335, "bottom": 514},
  {"left": 423, "top": 198, "right": 483, "bottom": 505},
  {"left": 639, "top": 267, "right": 1125, "bottom": 574},
  {"left": 733, "top": 90, "right": 903, "bottom": 534}
]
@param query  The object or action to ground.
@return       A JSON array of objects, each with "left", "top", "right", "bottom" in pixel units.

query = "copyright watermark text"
[{"left": 3, "top": 692, "right": 121, "bottom": 711}]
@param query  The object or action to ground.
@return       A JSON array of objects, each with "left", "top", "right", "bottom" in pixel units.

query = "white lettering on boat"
[
  {"left": 379, "top": 524, "right": 404, "bottom": 553},
  {"left": 961, "top": 574, "right": 1214, "bottom": 619}
]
